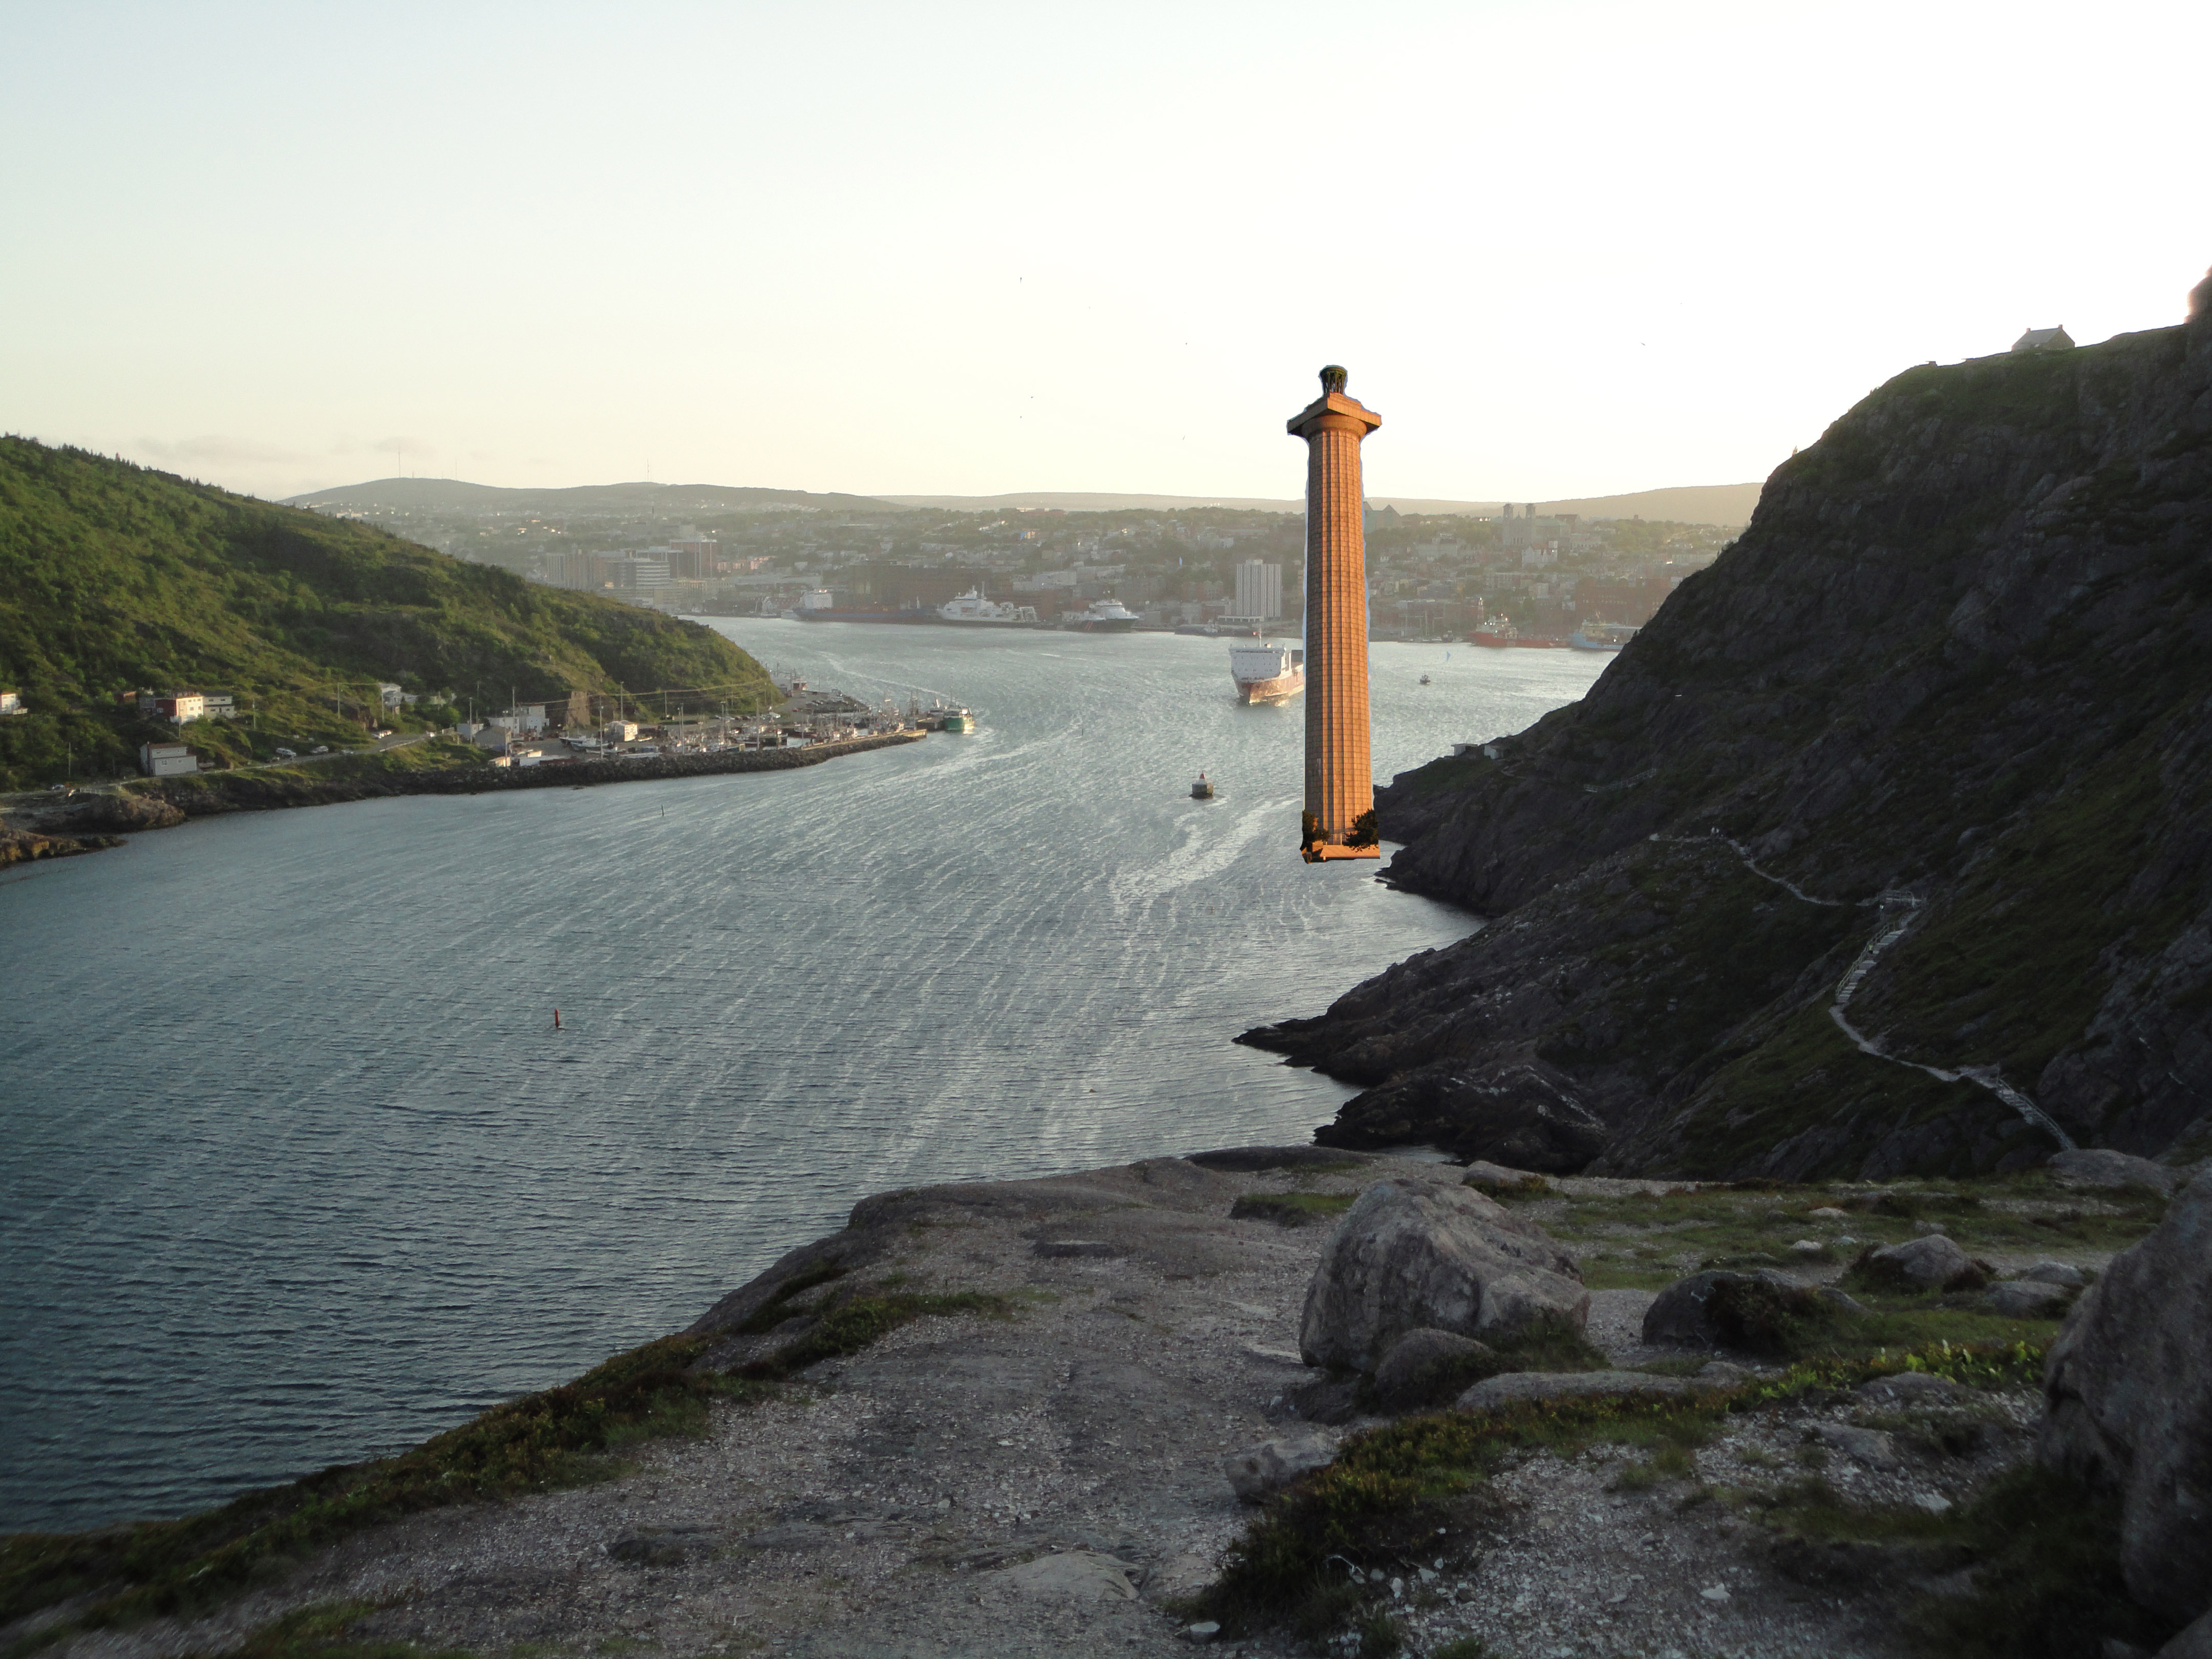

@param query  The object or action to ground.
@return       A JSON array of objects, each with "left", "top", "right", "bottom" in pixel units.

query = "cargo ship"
[
  {"left": 1470, "top": 614, "right": 1565, "bottom": 648},
  {"left": 1062, "top": 598, "right": 1139, "bottom": 633},
  {"left": 1569, "top": 620, "right": 1640, "bottom": 651},
  {"left": 792, "top": 589, "right": 929, "bottom": 624},
  {"left": 1230, "top": 641, "right": 1305, "bottom": 705}
]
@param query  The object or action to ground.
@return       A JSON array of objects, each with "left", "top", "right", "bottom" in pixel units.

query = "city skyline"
[{"left": 4, "top": 0, "right": 2204, "bottom": 504}]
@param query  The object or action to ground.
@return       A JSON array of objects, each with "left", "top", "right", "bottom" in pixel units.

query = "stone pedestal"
[{"left": 1288, "top": 367, "right": 1381, "bottom": 861}]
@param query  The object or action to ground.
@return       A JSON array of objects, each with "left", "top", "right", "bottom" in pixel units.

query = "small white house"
[
  {"left": 603, "top": 720, "right": 639, "bottom": 744},
  {"left": 0, "top": 690, "right": 23, "bottom": 716},
  {"left": 139, "top": 741, "right": 200, "bottom": 777}
]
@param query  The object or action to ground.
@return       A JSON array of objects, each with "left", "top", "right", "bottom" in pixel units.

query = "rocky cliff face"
[{"left": 1246, "top": 273, "right": 2212, "bottom": 1180}]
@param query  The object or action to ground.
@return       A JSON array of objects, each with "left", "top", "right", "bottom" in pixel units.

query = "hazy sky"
[{"left": 4, "top": 1, "right": 2205, "bottom": 504}]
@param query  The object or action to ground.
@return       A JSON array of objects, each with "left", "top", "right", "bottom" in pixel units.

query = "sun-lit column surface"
[{"left": 1289, "top": 365, "right": 1381, "bottom": 861}]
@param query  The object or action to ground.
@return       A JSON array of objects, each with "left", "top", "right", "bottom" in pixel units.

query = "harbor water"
[{"left": 0, "top": 627, "right": 1605, "bottom": 1532}]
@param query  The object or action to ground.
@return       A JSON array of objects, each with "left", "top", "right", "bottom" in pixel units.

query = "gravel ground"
[{"left": 25, "top": 1153, "right": 2093, "bottom": 1659}]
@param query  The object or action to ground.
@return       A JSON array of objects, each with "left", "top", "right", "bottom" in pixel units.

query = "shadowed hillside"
[{"left": 1246, "top": 272, "right": 2212, "bottom": 1181}]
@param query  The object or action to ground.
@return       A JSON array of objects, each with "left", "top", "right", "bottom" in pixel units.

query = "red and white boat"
[{"left": 1230, "top": 642, "right": 1305, "bottom": 705}]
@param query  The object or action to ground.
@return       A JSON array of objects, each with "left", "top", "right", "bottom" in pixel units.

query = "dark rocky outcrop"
[
  {"left": 2040, "top": 1170, "right": 2212, "bottom": 1628},
  {"left": 1249, "top": 269, "right": 2212, "bottom": 1179},
  {"left": 1315, "top": 1057, "right": 1607, "bottom": 1169}
]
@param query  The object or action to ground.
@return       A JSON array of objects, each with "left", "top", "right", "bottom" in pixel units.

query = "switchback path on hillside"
[{"left": 1656, "top": 833, "right": 2076, "bottom": 1152}]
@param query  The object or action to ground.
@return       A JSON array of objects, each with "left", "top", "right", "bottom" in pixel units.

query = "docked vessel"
[
  {"left": 939, "top": 707, "right": 976, "bottom": 734},
  {"left": 793, "top": 589, "right": 929, "bottom": 624},
  {"left": 939, "top": 590, "right": 1039, "bottom": 626},
  {"left": 1190, "top": 772, "right": 1216, "bottom": 799},
  {"left": 1469, "top": 614, "right": 1565, "bottom": 648},
  {"left": 1230, "top": 642, "right": 1306, "bottom": 705},
  {"left": 1062, "top": 598, "right": 1139, "bottom": 633},
  {"left": 1175, "top": 621, "right": 1260, "bottom": 638},
  {"left": 1569, "top": 620, "right": 1640, "bottom": 651}
]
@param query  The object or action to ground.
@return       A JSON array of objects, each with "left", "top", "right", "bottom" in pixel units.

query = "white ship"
[
  {"left": 1230, "top": 641, "right": 1306, "bottom": 705},
  {"left": 1062, "top": 597, "right": 1139, "bottom": 633},
  {"left": 938, "top": 589, "right": 1039, "bottom": 626}
]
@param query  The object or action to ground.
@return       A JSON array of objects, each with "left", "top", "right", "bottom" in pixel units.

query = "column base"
[{"left": 1302, "top": 842, "right": 1380, "bottom": 863}]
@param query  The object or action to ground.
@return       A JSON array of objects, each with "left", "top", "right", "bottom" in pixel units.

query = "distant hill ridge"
[
  {"left": 286, "top": 478, "right": 900, "bottom": 515},
  {"left": 287, "top": 477, "right": 1763, "bottom": 527},
  {"left": 876, "top": 483, "right": 1761, "bottom": 525}
]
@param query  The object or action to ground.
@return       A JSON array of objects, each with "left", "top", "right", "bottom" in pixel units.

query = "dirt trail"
[{"left": 1661, "top": 833, "right": 2076, "bottom": 1153}]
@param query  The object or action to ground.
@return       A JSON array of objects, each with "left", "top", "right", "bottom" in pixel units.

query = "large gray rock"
[
  {"left": 2049, "top": 1147, "right": 2183, "bottom": 1198},
  {"left": 1852, "top": 1233, "right": 1988, "bottom": 1292},
  {"left": 1298, "top": 1177, "right": 1587, "bottom": 1372},
  {"left": 2160, "top": 1608, "right": 2212, "bottom": 1658},
  {"left": 1642, "top": 1269, "right": 1862, "bottom": 1353},
  {"left": 1371, "top": 1327, "right": 1496, "bottom": 1413},
  {"left": 2040, "top": 1171, "right": 2212, "bottom": 1625},
  {"left": 1810, "top": 1423, "right": 1901, "bottom": 1471},
  {"left": 1986, "top": 1279, "right": 2074, "bottom": 1318}
]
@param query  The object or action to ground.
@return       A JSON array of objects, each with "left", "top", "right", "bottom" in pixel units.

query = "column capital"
[{"left": 1287, "top": 391, "right": 1382, "bottom": 441}]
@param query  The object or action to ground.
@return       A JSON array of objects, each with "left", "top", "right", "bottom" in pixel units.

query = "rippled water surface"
[{"left": 0, "top": 625, "right": 1605, "bottom": 1530}]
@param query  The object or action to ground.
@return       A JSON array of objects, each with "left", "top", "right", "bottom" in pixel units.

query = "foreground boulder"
[
  {"left": 1371, "top": 1327, "right": 1496, "bottom": 1413},
  {"left": 1643, "top": 1268, "right": 1862, "bottom": 1355},
  {"left": 2048, "top": 1147, "right": 2185, "bottom": 1198},
  {"left": 1985, "top": 1279, "right": 2074, "bottom": 1318},
  {"left": 1299, "top": 1177, "right": 1587, "bottom": 1373},
  {"left": 2040, "top": 1171, "right": 2212, "bottom": 1626},
  {"left": 1847, "top": 1233, "right": 1989, "bottom": 1293}
]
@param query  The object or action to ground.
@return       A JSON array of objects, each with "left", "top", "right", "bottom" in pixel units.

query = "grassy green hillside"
[{"left": 0, "top": 438, "right": 777, "bottom": 790}]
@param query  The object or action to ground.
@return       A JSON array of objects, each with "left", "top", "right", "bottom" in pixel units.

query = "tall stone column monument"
[{"left": 1289, "top": 365, "right": 1381, "bottom": 862}]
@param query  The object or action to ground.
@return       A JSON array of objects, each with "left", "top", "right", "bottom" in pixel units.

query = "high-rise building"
[
  {"left": 1287, "top": 366, "right": 1381, "bottom": 862},
  {"left": 1233, "top": 559, "right": 1283, "bottom": 622}
]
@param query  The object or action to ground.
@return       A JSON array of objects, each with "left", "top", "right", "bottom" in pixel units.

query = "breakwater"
[
  {"left": 387, "top": 730, "right": 926, "bottom": 795},
  {"left": 108, "top": 730, "right": 928, "bottom": 823}
]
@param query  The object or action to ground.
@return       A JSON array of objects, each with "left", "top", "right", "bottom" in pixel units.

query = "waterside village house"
[
  {"left": 138, "top": 741, "right": 199, "bottom": 777},
  {"left": 136, "top": 691, "right": 205, "bottom": 723},
  {"left": 2013, "top": 326, "right": 2075, "bottom": 352}
]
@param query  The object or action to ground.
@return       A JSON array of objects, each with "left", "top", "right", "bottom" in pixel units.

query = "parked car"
[
  {"left": 311, "top": 745, "right": 330, "bottom": 754},
  {"left": 273, "top": 747, "right": 296, "bottom": 758}
]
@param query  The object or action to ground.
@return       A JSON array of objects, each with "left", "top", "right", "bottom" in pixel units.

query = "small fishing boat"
[
  {"left": 1190, "top": 772, "right": 1216, "bottom": 800},
  {"left": 1419, "top": 674, "right": 1432, "bottom": 686}
]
